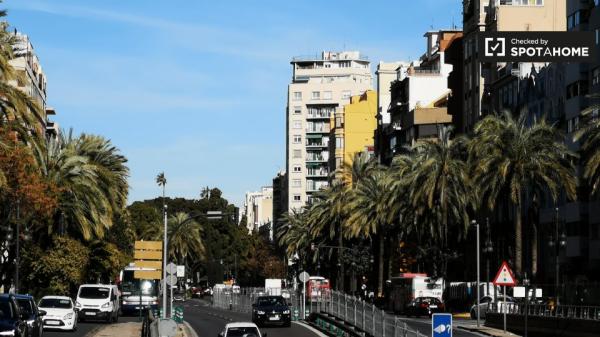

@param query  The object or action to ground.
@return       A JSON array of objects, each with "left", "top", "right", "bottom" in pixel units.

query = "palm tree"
[
  {"left": 276, "top": 210, "right": 311, "bottom": 258},
  {"left": 32, "top": 130, "right": 129, "bottom": 240},
  {"left": 574, "top": 93, "right": 600, "bottom": 195},
  {"left": 470, "top": 112, "right": 577, "bottom": 276},
  {"left": 346, "top": 168, "right": 393, "bottom": 296},
  {"left": 142, "top": 212, "right": 205, "bottom": 265}
]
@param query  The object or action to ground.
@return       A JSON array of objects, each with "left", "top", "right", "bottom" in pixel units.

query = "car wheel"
[
  {"left": 470, "top": 309, "right": 477, "bottom": 320},
  {"left": 113, "top": 313, "right": 118, "bottom": 323}
]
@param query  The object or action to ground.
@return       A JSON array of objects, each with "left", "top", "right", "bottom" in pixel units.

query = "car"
[
  {"left": 404, "top": 297, "right": 444, "bottom": 317},
  {"left": 470, "top": 295, "right": 515, "bottom": 319},
  {"left": 251, "top": 296, "right": 291, "bottom": 327},
  {"left": 37, "top": 296, "right": 77, "bottom": 331},
  {"left": 0, "top": 294, "right": 28, "bottom": 337},
  {"left": 14, "top": 294, "right": 45, "bottom": 337},
  {"left": 75, "top": 284, "right": 120, "bottom": 323},
  {"left": 218, "top": 322, "right": 266, "bottom": 337},
  {"left": 173, "top": 290, "right": 186, "bottom": 302}
]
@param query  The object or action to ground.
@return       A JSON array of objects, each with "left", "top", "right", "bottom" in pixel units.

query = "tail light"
[{"left": 420, "top": 303, "right": 428, "bottom": 308}]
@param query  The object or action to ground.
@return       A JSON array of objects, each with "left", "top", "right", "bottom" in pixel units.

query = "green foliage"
[{"left": 87, "top": 241, "right": 129, "bottom": 284}]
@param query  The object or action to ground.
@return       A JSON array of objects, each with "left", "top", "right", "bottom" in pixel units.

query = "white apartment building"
[
  {"left": 244, "top": 187, "right": 273, "bottom": 235},
  {"left": 286, "top": 51, "right": 372, "bottom": 211}
]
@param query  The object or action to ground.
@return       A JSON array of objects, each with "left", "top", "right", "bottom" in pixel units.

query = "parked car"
[
  {"left": 173, "top": 290, "right": 186, "bottom": 302},
  {"left": 37, "top": 296, "right": 77, "bottom": 331},
  {"left": 404, "top": 297, "right": 444, "bottom": 317},
  {"left": 0, "top": 294, "right": 28, "bottom": 337},
  {"left": 218, "top": 322, "right": 265, "bottom": 337},
  {"left": 75, "top": 284, "right": 120, "bottom": 323},
  {"left": 251, "top": 296, "right": 290, "bottom": 327},
  {"left": 14, "top": 294, "right": 45, "bottom": 337},
  {"left": 470, "top": 295, "right": 515, "bottom": 319}
]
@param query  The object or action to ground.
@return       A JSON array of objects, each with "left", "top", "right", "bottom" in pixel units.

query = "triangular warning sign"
[{"left": 493, "top": 261, "right": 517, "bottom": 286}]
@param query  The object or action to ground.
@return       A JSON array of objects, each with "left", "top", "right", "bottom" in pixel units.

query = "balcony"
[
  {"left": 306, "top": 113, "right": 331, "bottom": 119},
  {"left": 306, "top": 170, "right": 329, "bottom": 178},
  {"left": 306, "top": 156, "right": 327, "bottom": 163},
  {"left": 306, "top": 126, "right": 330, "bottom": 134},
  {"left": 306, "top": 142, "right": 328, "bottom": 148}
]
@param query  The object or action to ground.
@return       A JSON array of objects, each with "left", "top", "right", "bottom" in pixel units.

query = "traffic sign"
[
  {"left": 166, "top": 262, "right": 177, "bottom": 275},
  {"left": 134, "top": 260, "right": 162, "bottom": 269},
  {"left": 135, "top": 241, "right": 163, "bottom": 251},
  {"left": 493, "top": 261, "right": 517, "bottom": 286},
  {"left": 432, "top": 313, "right": 452, "bottom": 337},
  {"left": 134, "top": 270, "right": 162, "bottom": 280},
  {"left": 299, "top": 271, "right": 310, "bottom": 283},
  {"left": 165, "top": 275, "right": 178, "bottom": 286},
  {"left": 176, "top": 265, "right": 185, "bottom": 278}
]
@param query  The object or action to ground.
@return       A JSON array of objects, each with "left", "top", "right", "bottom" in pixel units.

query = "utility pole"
[
  {"left": 157, "top": 172, "right": 168, "bottom": 318},
  {"left": 15, "top": 199, "right": 20, "bottom": 294}
]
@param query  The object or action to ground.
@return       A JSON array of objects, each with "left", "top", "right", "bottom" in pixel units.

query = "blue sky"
[{"left": 6, "top": 0, "right": 461, "bottom": 207}]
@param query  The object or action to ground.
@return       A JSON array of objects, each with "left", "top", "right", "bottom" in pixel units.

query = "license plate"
[
  {"left": 269, "top": 315, "right": 280, "bottom": 321},
  {"left": 46, "top": 321, "right": 60, "bottom": 325},
  {"left": 85, "top": 312, "right": 96, "bottom": 316},
  {"left": 430, "top": 305, "right": 437, "bottom": 308}
]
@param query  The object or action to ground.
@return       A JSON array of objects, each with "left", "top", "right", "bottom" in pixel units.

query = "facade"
[
  {"left": 272, "top": 171, "right": 288, "bottom": 238},
  {"left": 375, "top": 61, "right": 408, "bottom": 164},
  {"left": 333, "top": 90, "right": 377, "bottom": 179},
  {"left": 286, "top": 51, "right": 372, "bottom": 210},
  {"left": 461, "top": 0, "right": 566, "bottom": 133},
  {"left": 386, "top": 30, "right": 459, "bottom": 153},
  {"left": 8, "top": 31, "right": 57, "bottom": 138},
  {"left": 244, "top": 187, "right": 274, "bottom": 236}
]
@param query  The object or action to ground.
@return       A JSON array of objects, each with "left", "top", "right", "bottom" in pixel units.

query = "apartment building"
[
  {"left": 286, "top": 51, "right": 372, "bottom": 210},
  {"left": 385, "top": 30, "right": 459, "bottom": 152},
  {"left": 8, "top": 31, "right": 57, "bottom": 138},
  {"left": 332, "top": 90, "right": 377, "bottom": 180},
  {"left": 244, "top": 187, "right": 274, "bottom": 237},
  {"left": 272, "top": 171, "right": 287, "bottom": 238},
  {"left": 461, "top": 0, "right": 566, "bottom": 133}
]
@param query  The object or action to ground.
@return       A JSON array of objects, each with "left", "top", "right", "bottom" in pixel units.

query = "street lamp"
[
  {"left": 482, "top": 218, "right": 494, "bottom": 296},
  {"left": 523, "top": 274, "right": 530, "bottom": 337},
  {"left": 471, "top": 219, "right": 481, "bottom": 328},
  {"left": 548, "top": 207, "right": 566, "bottom": 306}
]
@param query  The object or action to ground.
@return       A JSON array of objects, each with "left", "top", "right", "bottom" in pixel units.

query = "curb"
[
  {"left": 293, "top": 320, "right": 329, "bottom": 337},
  {"left": 183, "top": 321, "right": 199, "bottom": 337},
  {"left": 456, "top": 325, "right": 521, "bottom": 337}
]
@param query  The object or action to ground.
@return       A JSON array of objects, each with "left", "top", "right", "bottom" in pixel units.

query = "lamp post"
[
  {"left": 523, "top": 275, "right": 530, "bottom": 337},
  {"left": 548, "top": 207, "right": 566, "bottom": 306},
  {"left": 482, "top": 218, "right": 494, "bottom": 297},
  {"left": 156, "top": 172, "right": 168, "bottom": 318},
  {"left": 472, "top": 220, "right": 481, "bottom": 328}
]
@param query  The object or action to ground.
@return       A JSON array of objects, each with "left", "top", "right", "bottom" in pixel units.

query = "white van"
[{"left": 75, "top": 284, "right": 120, "bottom": 323}]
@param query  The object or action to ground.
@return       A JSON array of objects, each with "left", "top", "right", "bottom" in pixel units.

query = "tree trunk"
[
  {"left": 338, "top": 228, "right": 344, "bottom": 292},
  {"left": 377, "top": 231, "right": 385, "bottom": 297},
  {"left": 515, "top": 198, "right": 523, "bottom": 277},
  {"left": 532, "top": 222, "right": 538, "bottom": 278}
]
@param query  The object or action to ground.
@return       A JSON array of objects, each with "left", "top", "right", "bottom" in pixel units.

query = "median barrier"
[{"left": 486, "top": 312, "right": 600, "bottom": 337}]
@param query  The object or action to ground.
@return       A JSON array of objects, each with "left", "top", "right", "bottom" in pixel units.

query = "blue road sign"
[{"left": 432, "top": 313, "right": 452, "bottom": 337}]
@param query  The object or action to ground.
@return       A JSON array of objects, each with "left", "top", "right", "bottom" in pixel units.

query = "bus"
[
  {"left": 117, "top": 263, "right": 160, "bottom": 315},
  {"left": 388, "top": 273, "right": 444, "bottom": 313},
  {"left": 307, "top": 276, "right": 331, "bottom": 301}
]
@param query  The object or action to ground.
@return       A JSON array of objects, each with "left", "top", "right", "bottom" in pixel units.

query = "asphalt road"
[
  {"left": 182, "top": 299, "right": 322, "bottom": 337},
  {"left": 44, "top": 316, "right": 139, "bottom": 337}
]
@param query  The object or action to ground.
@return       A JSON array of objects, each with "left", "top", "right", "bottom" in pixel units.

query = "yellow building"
[{"left": 333, "top": 90, "right": 377, "bottom": 179}]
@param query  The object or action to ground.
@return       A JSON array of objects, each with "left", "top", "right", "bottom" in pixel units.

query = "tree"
[
  {"left": 574, "top": 93, "right": 600, "bottom": 195},
  {"left": 470, "top": 112, "right": 577, "bottom": 276}
]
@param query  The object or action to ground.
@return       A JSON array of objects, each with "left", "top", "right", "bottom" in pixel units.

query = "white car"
[
  {"left": 75, "top": 284, "right": 120, "bottom": 323},
  {"left": 470, "top": 295, "right": 515, "bottom": 319},
  {"left": 38, "top": 296, "right": 78, "bottom": 331},
  {"left": 218, "top": 322, "right": 266, "bottom": 337}
]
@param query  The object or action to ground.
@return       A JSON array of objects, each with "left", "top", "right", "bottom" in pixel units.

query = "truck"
[
  {"left": 117, "top": 263, "right": 159, "bottom": 315},
  {"left": 388, "top": 273, "right": 444, "bottom": 313},
  {"left": 265, "top": 279, "right": 283, "bottom": 296}
]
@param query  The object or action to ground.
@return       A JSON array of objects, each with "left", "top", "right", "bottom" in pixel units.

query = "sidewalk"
[
  {"left": 86, "top": 321, "right": 193, "bottom": 337},
  {"left": 456, "top": 322, "right": 521, "bottom": 337}
]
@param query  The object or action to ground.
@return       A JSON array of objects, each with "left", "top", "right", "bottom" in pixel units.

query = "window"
[
  {"left": 293, "top": 194, "right": 301, "bottom": 202},
  {"left": 567, "top": 117, "right": 580, "bottom": 134},
  {"left": 293, "top": 150, "right": 301, "bottom": 158},
  {"left": 293, "top": 120, "right": 302, "bottom": 129},
  {"left": 593, "top": 67, "right": 600, "bottom": 86},
  {"left": 500, "top": 0, "right": 543, "bottom": 5},
  {"left": 292, "top": 179, "right": 301, "bottom": 188},
  {"left": 293, "top": 106, "right": 302, "bottom": 114},
  {"left": 335, "top": 157, "right": 343, "bottom": 168},
  {"left": 596, "top": 29, "right": 599, "bottom": 45},
  {"left": 335, "top": 137, "right": 344, "bottom": 148},
  {"left": 293, "top": 165, "right": 302, "bottom": 173},
  {"left": 312, "top": 91, "right": 320, "bottom": 100},
  {"left": 335, "top": 115, "right": 344, "bottom": 128},
  {"left": 342, "top": 90, "right": 351, "bottom": 99},
  {"left": 323, "top": 91, "right": 332, "bottom": 100},
  {"left": 293, "top": 135, "right": 301, "bottom": 144},
  {"left": 293, "top": 92, "right": 302, "bottom": 101}
]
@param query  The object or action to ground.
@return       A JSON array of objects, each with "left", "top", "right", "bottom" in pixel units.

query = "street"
[
  {"left": 392, "top": 316, "right": 484, "bottom": 337},
  {"left": 44, "top": 317, "right": 139, "bottom": 337}
]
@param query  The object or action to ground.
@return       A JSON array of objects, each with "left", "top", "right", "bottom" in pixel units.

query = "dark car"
[
  {"left": 0, "top": 294, "right": 29, "bottom": 337},
  {"left": 251, "top": 296, "right": 291, "bottom": 327},
  {"left": 14, "top": 294, "right": 45, "bottom": 337},
  {"left": 404, "top": 297, "right": 444, "bottom": 317}
]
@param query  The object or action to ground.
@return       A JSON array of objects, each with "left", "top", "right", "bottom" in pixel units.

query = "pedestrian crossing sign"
[{"left": 493, "top": 261, "right": 517, "bottom": 286}]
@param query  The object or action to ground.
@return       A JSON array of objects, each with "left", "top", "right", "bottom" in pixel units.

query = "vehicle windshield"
[
  {"left": 16, "top": 299, "right": 33, "bottom": 317},
  {"left": 226, "top": 327, "right": 259, "bottom": 337},
  {"left": 257, "top": 296, "right": 286, "bottom": 306},
  {"left": 0, "top": 300, "right": 14, "bottom": 319},
  {"left": 39, "top": 298, "right": 72, "bottom": 309},
  {"left": 79, "top": 287, "right": 110, "bottom": 299},
  {"left": 120, "top": 271, "right": 159, "bottom": 296}
]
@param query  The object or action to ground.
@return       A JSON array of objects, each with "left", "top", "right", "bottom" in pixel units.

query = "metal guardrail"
[
  {"left": 487, "top": 302, "right": 600, "bottom": 320},
  {"left": 213, "top": 288, "right": 426, "bottom": 337}
]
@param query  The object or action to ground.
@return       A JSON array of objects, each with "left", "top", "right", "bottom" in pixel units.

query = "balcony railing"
[
  {"left": 306, "top": 127, "right": 330, "bottom": 133},
  {"left": 307, "top": 113, "right": 331, "bottom": 119},
  {"left": 306, "top": 142, "right": 328, "bottom": 148}
]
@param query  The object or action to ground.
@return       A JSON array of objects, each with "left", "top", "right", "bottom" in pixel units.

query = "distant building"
[
  {"left": 272, "top": 171, "right": 288, "bottom": 238},
  {"left": 333, "top": 89, "right": 377, "bottom": 180},
  {"left": 286, "top": 51, "right": 372, "bottom": 209},
  {"left": 8, "top": 30, "right": 58, "bottom": 139},
  {"left": 244, "top": 187, "right": 274, "bottom": 236}
]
